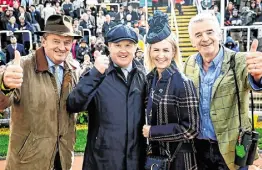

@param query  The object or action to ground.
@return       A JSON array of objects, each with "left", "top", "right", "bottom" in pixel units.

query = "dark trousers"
[
  {"left": 54, "top": 152, "right": 62, "bottom": 170},
  {"left": 194, "top": 139, "right": 230, "bottom": 170},
  {"left": 175, "top": 3, "right": 183, "bottom": 15}
]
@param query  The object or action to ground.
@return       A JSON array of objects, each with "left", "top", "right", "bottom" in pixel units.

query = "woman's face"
[{"left": 150, "top": 39, "right": 174, "bottom": 71}]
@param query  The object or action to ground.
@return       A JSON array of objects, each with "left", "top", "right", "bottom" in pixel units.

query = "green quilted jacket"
[{"left": 184, "top": 47, "right": 253, "bottom": 170}]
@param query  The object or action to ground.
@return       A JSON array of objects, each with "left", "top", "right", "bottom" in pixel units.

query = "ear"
[{"left": 190, "top": 38, "right": 196, "bottom": 48}]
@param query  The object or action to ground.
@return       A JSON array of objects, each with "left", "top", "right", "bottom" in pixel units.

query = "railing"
[
  {"left": 221, "top": 25, "right": 262, "bottom": 52},
  {"left": 195, "top": 0, "right": 203, "bottom": 14},
  {"left": 0, "top": 30, "right": 33, "bottom": 51},
  {"left": 170, "top": 0, "right": 180, "bottom": 44}
]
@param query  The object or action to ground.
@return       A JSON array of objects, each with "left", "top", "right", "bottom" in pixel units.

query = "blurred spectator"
[
  {"left": 225, "top": 36, "right": 240, "bottom": 52},
  {"left": 76, "top": 38, "right": 91, "bottom": 64},
  {"left": 152, "top": 0, "right": 158, "bottom": 12},
  {"left": 62, "top": 0, "right": 73, "bottom": 17},
  {"left": 125, "top": 14, "right": 132, "bottom": 27},
  {"left": 108, "top": 7, "right": 117, "bottom": 21},
  {"left": 250, "top": 0, "right": 262, "bottom": 22},
  {"left": 6, "top": 36, "right": 26, "bottom": 63},
  {"left": 225, "top": 1, "right": 234, "bottom": 26},
  {"left": 213, "top": 5, "right": 221, "bottom": 24},
  {"left": 18, "top": 6, "right": 32, "bottom": 24},
  {"left": 54, "top": 1, "right": 63, "bottom": 15},
  {"left": 138, "top": 6, "right": 145, "bottom": 20},
  {"left": 6, "top": 16, "right": 19, "bottom": 32},
  {"left": 90, "top": 36, "right": 96, "bottom": 62},
  {"left": 229, "top": 8, "right": 242, "bottom": 26},
  {"left": 126, "top": 5, "right": 138, "bottom": 21},
  {"left": 96, "top": 11, "right": 105, "bottom": 39},
  {"left": 100, "top": 3, "right": 108, "bottom": 16},
  {"left": 175, "top": 0, "right": 184, "bottom": 15},
  {"left": 73, "top": 18, "right": 83, "bottom": 36},
  {"left": 81, "top": 53, "right": 93, "bottom": 71},
  {"left": 71, "top": 39, "right": 79, "bottom": 59},
  {"left": 41, "top": 1, "right": 56, "bottom": 24},
  {"left": 0, "top": 50, "right": 6, "bottom": 65},
  {"left": 73, "top": 0, "right": 84, "bottom": 18},
  {"left": 86, "top": 8, "right": 96, "bottom": 35},
  {"left": 1, "top": 8, "right": 13, "bottom": 30},
  {"left": 18, "top": 15, "right": 34, "bottom": 54},
  {"left": 241, "top": 6, "right": 257, "bottom": 25},
  {"left": 135, "top": 47, "right": 144, "bottom": 65},
  {"left": 102, "top": 14, "right": 116, "bottom": 36},
  {"left": 0, "top": 0, "right": 13, "bottom": 11},
  {"left": 29, "top": 5, "right": 41, "bottom": 43},
  {"left": 20, "top": 0, "right": 33, "bottom": 10},
  {"left": 94, "top": 40, "right": 109, "bottom": 56},
  {"left": 12, "top": 1, "right": 19, "bottom": 19},
  {"left": 115, "top": 5, "right": 126, "bottom": 24}
]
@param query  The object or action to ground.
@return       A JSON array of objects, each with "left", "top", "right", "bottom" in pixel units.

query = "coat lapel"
[{"left": 211, "top": 48, "right": 234, "bottom": 100}]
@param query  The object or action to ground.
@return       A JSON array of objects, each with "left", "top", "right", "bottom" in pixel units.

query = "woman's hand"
[{"left": 142, "top": 125, "right": 151, "bottom": 138}]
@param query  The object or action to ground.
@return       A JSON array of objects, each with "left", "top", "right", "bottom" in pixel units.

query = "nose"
[
  {"left": 58, "top": 42, "right": 66, "bottom": 51},
  {"left": 202, "top": 33, "right": 209, "bottom": 41}
]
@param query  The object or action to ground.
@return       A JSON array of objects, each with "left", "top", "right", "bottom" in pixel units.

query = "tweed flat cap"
[
  {"left": 146, "top": 11, "right": 171, "bottom": 44},
  {"left": 105, "top": 24, "right": 138, "bottom": 44}
]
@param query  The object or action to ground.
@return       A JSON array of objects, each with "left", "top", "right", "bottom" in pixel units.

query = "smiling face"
[
  {"left": 42, "top": 33, "right": 73, "bottom": 64},
  {"left": 108, "top": 40, "right": 137, "bottom": 68},
  {"left": 149, "top": 39, "right": 174, "bottom": 73},
  {"left": 190, "top": 19, "right": 221, "bottom": 61}
]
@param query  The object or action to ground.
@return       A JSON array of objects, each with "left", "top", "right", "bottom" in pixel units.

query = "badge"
[{"left": 236, "top": 144, "right": 246, "bottom": 158}]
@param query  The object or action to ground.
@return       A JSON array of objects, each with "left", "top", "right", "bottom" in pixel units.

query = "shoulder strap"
[{"left": 230, "top": 53, "right": 242, "bottom": 132}]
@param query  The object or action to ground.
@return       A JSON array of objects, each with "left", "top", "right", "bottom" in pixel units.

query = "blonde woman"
[{"left": 142, "top": 11, "right": 199, "bottom": 170}]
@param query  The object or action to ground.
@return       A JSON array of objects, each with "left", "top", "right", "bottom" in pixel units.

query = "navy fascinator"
[{"left": 146, "top": 11, "right": 171, "bottom": 44}]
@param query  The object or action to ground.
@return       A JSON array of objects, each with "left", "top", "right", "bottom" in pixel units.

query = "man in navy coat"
[
  {"left": 67, "top": 25, "right": 146, "bottom": 170},
  {"left": 6, "top": 36, "right": 26, "bottom": 63}
]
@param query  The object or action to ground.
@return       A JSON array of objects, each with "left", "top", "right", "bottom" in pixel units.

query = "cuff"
[
  {"left": 248, "top": 74, "right": 262, "bottom": 91},
  {"left": 89, "top": 67, "right": 105, "bottom": 78},
  {"left": 1, "top": 82, "right": 13, "bottom": 96}
]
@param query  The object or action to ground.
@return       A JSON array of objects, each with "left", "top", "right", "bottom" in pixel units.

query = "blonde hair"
[{"left": 144, "top": 33, "right": 183, "bottom": 72}]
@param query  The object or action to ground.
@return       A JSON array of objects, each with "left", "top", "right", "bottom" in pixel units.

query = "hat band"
[{"left": 44, "top": 25, "right": 72, "bottom": 33}]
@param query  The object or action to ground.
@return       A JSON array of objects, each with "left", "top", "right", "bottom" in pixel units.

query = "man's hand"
[
  {"left": 142, "top": 125, "right": 151, "bottom": 138},
  {"left": 94, "top": 51, "right": 109, "bottom": 74},
  {"left": 3, "top": 50, "right": 23, "bottom": 89},
  {"left": 246, "top": 39, "right": 262, "bottom": 83}
]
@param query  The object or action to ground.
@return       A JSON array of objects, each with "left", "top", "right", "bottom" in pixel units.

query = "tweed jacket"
[
  {"left": 184, "top": 47, "right": 253, "bottom": 170},
  {"left": 147, "top": 61, "right": 199, "bottom": 169},
  {"left": 0, "top": 47, "right": 80, "bottom": 170}
]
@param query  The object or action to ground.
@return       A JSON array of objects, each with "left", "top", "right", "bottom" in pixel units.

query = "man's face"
[
  {"left": 108, "top": 40, "right": 136, "bottom": 68},
  {"left": 190, "top": 19, "right": 220, "bottom": 59},
  {"left": 106, "top": 15, "right": 110, "bottom": 22},
  {"left": 42, "top": 34, "right": 73, "bottom": 64},
  {"left": 10, "top": 37, "right": 17, "bottom": 44}
]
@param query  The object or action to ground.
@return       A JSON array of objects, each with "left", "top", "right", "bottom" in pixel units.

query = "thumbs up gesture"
[
  {"left": 246, "top": 39, "right": 262, "bottom": 82},
  {"left": 3, "top": 50, "right": 23, "bottom": 89},
  {"left": 94, "top": 51, "right": 109, "bottom": 74}
]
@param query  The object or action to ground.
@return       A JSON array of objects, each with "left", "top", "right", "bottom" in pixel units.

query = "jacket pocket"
[
  {"left": 94, "top": 127, "right": 109, "bottom": 149},
  {"left": 18, "top": 131, "right": 34, "bottom": 160}
]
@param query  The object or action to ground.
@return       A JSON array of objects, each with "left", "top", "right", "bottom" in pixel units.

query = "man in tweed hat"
[
  {"left": 184, "top": 13, "right": 262, "bottom": 170},
  {"left": 1, "top": 15, "right": 81, "bottom": 170},
  {"left": 67, "top": 24, "right": 147, "bottom": 170}
]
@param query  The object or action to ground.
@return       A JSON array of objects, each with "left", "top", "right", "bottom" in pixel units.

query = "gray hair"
[{"left": 188, "top": 13, "right": 220, "bottom": 38}]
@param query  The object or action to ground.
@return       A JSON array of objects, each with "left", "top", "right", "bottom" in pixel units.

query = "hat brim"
[
  {"left": 110, "top": 37, "right": 138, "bottom": 44},
  {"left": 35, "top": 31, "right": 82, "bottom": 39}
]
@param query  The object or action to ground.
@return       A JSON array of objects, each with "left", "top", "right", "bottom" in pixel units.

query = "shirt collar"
[
  {"left": 196, "top": 46, "right": 224, "bottom": 68},
  {"left": 113, "top": 62, "right": 133, "bottom": 72},
  {"left": 45, "top": 56, "right": 64, "bottom": 70}
]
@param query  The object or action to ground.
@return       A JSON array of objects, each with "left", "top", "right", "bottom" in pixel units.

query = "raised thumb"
[
  {"left": 13, "top": 50, "right": 21, "bottom": 66},
  {"left": 250, "top": 39, "right": 258, "bottom": 52}
]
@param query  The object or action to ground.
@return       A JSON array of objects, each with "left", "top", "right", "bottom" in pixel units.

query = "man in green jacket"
[{"left": 184, "top": 13, "right": 262, "bottom": 170}]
